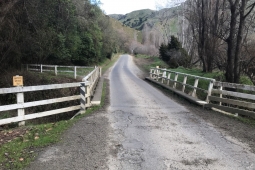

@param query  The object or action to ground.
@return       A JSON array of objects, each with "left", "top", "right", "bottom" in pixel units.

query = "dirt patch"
[
  {"left": 134, "top": 55, "right": 255, "bottom": 154},
  {"left": 0, "top": 127, "right": 28, "bottom": 146}
]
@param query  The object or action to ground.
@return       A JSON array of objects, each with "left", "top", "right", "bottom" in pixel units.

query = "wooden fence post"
[
  {"left": 182, "top": 75, "right": 188, "bottom": 92},
  {"left": 86, "top": 84, "right": 91, "bottom": 106},
  {"left": 192, "top": 77, "right": 199, "bottom": 97},
  {"left": 40, "top": 64, "right": 43, "bottom": 73},
  {"left": 161, "top": 69, "right": 166, "bottom": 83},
  {"left": 167, "top": 72, "right": 171, "bottom": 85},
  {"left": 17, "top": 92, "right": 25, "bottom": 126},
  {"left": 156, "top": 68, "right": 160, "bottom": 81},
  {"left": 153, "top": 69, "right": 156, "bottom": 79},
  {"left": 74, "top": 66, "right": 77, "bottom": 79},
  {"left": 55, "top": 66, "right": 57, "bottom": 76},
  {"left": 206, "top": 80, "right": 215, "bottom": 103},
  {"left": 219, "top": 85, "right": 223, "bottom": 106},
  {"left": 80, "top": 83, "right": 86, "bottom": 112},
  {"left": 173, "top": 73, "right": 178, "bottom": 88}
]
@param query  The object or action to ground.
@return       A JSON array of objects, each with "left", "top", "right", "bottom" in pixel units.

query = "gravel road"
[{"left": 27, "top": 54, "right": 255, "bottom": 170}]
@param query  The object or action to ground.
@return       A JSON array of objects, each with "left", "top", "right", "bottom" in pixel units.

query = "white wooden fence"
[
  {"left": 0, "top": 66, "right": 101, "bottom": 126},
  {"left": 148, "top": 67, "right": 255, "bottom": 119},
  {"left": 209, "top": 81, "right": 255, "bottom": 119},
  {"left": 24, "top": 64, "right": 94, "bottom": 79}
]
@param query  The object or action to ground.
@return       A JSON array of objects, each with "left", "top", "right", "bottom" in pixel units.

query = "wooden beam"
[
  {"left": 0, "top": 82, "right": 86, "bottom": 94},
  {"left": 0, "top": 105, "right": 80, "bottom": 125},
  {"left": 206, "top": 104, "right": 255, "bottom": 119},
  {"left": 0, "top": 95, "right": 80, "bottom": 112},
  {"left": 209, "top": 96, "right": 255, "bottom": 109},
  {"left": 214, "top": 81, "right": 255, "bottom": 91},
  {"left": 212, "top": 89, "right": 255, "bottom": 100}
]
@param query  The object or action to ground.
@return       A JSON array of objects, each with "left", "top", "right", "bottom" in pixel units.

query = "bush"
[{"left": 159, "top": 36, "right": 190, "bottom": 68}]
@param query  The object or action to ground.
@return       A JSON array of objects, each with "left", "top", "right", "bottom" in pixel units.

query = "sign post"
[{"left": 13, "top": 75, "right": 25, "bottom": 126}]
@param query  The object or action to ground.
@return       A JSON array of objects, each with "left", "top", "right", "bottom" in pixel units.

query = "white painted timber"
[
  {"left": 212, "top": 89, "right": 255, "bottom": 101},
  {"left": 0, "top": 65, "right": 101, "bottom": 126},
  {"left": 0, "top": 82, "right": 86, "bottom": 94},
  {"left": 0, "top": 95, "right": 80, "bottom": 112},
  {"left": 26, "top": 64, "right": 93, "bottom": 69},
  {"left": 148, "top": 67, "right": 255, "bottom": 119},
  {"left": 214, "top": 81, "right": 255, "bottom": 91},
  {"left": 0, "top": 105, "right": 80, "bottom": 125},
  {"left": 151, "top": 68, "right": 215, "bottom": 81}
]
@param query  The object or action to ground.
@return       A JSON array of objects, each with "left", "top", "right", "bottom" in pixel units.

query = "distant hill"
[
  {"left": 109, "top": 7, "right": 180, "bottom": 35},
  {"left": 108, "top": 6, "right": 184, "bottom": 56}
]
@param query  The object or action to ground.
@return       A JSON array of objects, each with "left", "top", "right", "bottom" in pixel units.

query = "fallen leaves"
[{"left": 0, "top": 128, "right": 28, "bottom": 146}]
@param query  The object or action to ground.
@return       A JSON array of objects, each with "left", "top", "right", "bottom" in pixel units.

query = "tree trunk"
[{"left": 226, "top": 1, "right": 238, "bottom": 83}]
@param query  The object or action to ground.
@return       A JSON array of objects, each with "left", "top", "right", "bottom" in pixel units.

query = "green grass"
[
  {"left": 54, "top": 67, "right": 94, "bottom": 79},
  {"left": 100, "top": 54, "right": 120, "bottom": 74},
  {"left": 0, "top": 120, "right": 76, "bottom": 169},
  {"left": 0, "top": 78, "right": 108, "bottom": 170},
  {"left": 234, "top": 115, "right": 255, "bottom": 125},
  {"left": 135, "top": 54, "right": 168, "bottom": 72}
]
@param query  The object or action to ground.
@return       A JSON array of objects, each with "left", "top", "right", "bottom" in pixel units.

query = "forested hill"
[
  {"left": 108, "top": 7, "right": 181, "bottom": 56},
  {"left": 109, "top": 8, "right": 179, "bottom": 34},
  {"left": 0, "top": 0, "right": 136, "bottom": 71}
]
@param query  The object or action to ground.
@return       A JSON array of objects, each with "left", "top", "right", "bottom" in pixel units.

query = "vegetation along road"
[{"left": 27, "top": 55, "right": 255, "bottom": 170}]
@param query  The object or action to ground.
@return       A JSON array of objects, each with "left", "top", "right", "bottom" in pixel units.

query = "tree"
[
  {"left": 185, "top": 0, "right": 223, "bottom": 72},
  {"left": 225, "top": 0, "right": 255, "bottom": 83},
  {"left": 159, "top": 36, "right": 190, "bottom": 68},
  {"left": 0, "top": 0, "right": 119, "bottom": 70}
]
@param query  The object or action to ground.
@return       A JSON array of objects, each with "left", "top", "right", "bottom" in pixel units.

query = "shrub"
[{"left": 159, "top": 36, "right": 190, "bottom": 68}]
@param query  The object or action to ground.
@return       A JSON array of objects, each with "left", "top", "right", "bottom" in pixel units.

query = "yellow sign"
[{"left": 13, "top": 75, "right": 23, "bottom": 86}]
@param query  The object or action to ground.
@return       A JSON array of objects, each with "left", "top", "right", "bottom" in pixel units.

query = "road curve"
[{"left": 107, "top": 55, "right": 255, "bottom": 170}]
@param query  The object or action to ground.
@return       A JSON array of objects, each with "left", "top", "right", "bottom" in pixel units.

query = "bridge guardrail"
[
  {"left": 148, "top": 67, "right": 255, "bottom": 119},
  {"left": 0, "top": 66, "right": 101, "bottom": 126},
  {"left": 209, "top": 81, "right": 255, "bottom": 119}
]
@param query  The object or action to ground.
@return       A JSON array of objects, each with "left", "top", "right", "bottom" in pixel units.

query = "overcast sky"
[
  {"left": 99, "top": 0, "right": 186, "bottom": 15},
  {"left": 99, "top": 0, "right": 157, "bottom": 15}
]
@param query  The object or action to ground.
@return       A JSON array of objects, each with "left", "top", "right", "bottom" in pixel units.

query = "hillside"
[
  {"left": 109, "top": 7, "right": 180, "bottom": 35},
  {"left": 108, "top": 7, "right": 182, "bottom": 56},
  {"left": 109, "top": 17, "right": 143, "bottom": 43}
]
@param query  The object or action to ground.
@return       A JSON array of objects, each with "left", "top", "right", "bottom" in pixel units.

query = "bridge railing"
[
  {"left": 209, "top": 81, "right": 255, "bottom": 119},
  {"left": 148, "top": 67, "right": 255, "bottom": 119},
  {"left": 150, "top": 67, "right": 215, "bottom": 103},
  {"left": 0, "top": 67, "right": 101, "bottom": 126}
]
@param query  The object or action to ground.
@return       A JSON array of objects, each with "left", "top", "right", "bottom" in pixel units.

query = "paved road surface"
[
  {"left": 27, "top": 54, "right": 255, "bottom": 170},
  {"left": 107, "top": 55, "right": 255, "bottom": 169}
]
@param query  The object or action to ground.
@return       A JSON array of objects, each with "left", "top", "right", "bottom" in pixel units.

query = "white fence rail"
[
  {"left": 209, "top": 81, "right": 255, "bottom": 119},
  {"left": 149, "top": 67, "right": 215, "bottom": 102},
  {"left": 24, "top": 64, "right": 95, "bottom": 79},
  {"left": 0, "top": 66, "right": 101, "bottom": 126},
  {"left": 148, "top": 67, "right": 255, "bottom": 119}
]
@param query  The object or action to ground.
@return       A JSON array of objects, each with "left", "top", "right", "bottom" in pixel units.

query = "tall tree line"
[
  {"left": 0, "top": 0, "right": 118, "bottom": 71},
  {"left": 184, "top": 0, "right": 255, "bottom": 83}
]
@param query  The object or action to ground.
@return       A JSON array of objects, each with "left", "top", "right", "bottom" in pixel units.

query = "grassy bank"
[
  {"left": 100, "top": 53, "right": 120, "bottom": 74},
  {"left": 134, "top": 54, "right": 168, "bottom": 73}
]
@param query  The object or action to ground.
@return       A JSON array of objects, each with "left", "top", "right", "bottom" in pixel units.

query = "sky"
[
  {"left": 99, "top": 0, "right": 157, "bottom": 15},
  {"left": 99, "top": 0, "right": 186, "bottom": 15}
]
